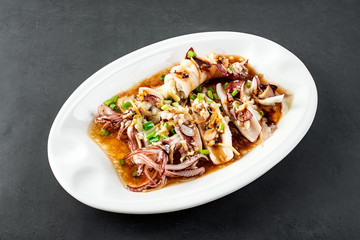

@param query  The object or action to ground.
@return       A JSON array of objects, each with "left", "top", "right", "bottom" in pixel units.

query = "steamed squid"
[
  {"left": 216, "top": 80, "right": 262, "bottom": 142},
  {"left": 216, "top": 75, "right": 284, "bottom": 142},
  {"left": 157, "top": 48, "right": 222, "bottom": 101},
  {"left": 191, "top": 92, "right": 235, "bottom": 164}
]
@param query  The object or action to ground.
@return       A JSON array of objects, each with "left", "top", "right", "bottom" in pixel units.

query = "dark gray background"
[{"left": 1, "top": 0, "right": 359, "bottom": 239}]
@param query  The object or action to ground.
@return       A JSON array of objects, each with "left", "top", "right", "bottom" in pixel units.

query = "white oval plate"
[{"left": 48, "top": 32, "right": 317, "bottom": 214}]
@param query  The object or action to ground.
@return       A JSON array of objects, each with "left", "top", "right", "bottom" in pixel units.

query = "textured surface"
[{"left": 0, "top": 0, "right": 359, "bottom": 239}]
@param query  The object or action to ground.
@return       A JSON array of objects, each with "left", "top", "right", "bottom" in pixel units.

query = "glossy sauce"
[{"left": 89, "top": 57, "right": 285, "bottom": 189}]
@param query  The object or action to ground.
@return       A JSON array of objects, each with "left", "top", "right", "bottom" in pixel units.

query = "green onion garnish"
[
  {"left": 224, "top": 82, "right": 228, "bottom": 89},
  {"left": 199, "top": 149, "right": 210, "bottom": 154},
  {"left": 165, "top": 97, "right": 173, "bottom": 101},
  {"left": 170, "top": 128, "right": 176, "bottom": 136},
  {"left": 231, "top": 90, "right": 238, "bottom": 97},
  {"left": 111, "top": 95, "right": 119, "bottom": 102},
  {"left": 206, "top": 100, "right": 213, "bottom": 104},
  {"left": 259, "top": 110, "right": 264, "bottom": 116},
  {"left": 207, "top": 89, "right": 214, "bottom": 99},
  {"left": 197, "top": 93, "right": 205, "bottom": 101},
  {"left": 190, "top": 94, "right": 196, "bottom": 100},
  {"left": 121, "top": 101, "right": 131, "bottom": 110},
  {"left": 109, "top": 103, "right": 117, "bottom": 110},
  {"left": 218, "top": 122, "right": 225, "bottom": 131},
  {"left": 187, "top": 50, "right": 196, "bottom": 58},
  {"left": 246, "top": 81, "right": 251, "bottom": 88},
  {"left": 143, "top": 121, "right": 154, "bottom": 131},
  {"left": 149, "top": 135, "right": 160, "bottom": 143},
  {"left": 120, "top": 159, "right": 124, "bottom": 166},
  {"left": 195, "top": 86, "right": 202, "bottom": 93},
  {"left": 213, "top": 93, "right": 219, "bottom": 100},
  {"left": 146, "top": 131, "right": 157, "bottom": 139},
  {"left": 172, "top": 102, "right": 180, "bottom": 107},
  {"left": 104, "top": 95, "right": 118, "bottom": 106},
  {"left": 160, "top": 74, "right": 166, "bottom": 81},
  {"left": 208, "top": 86, "right": 215, "bottom": 93},
  {"left": 103, "top": 99, "right": 113, "bottom": 106},
  {"left": 98, "top": 129, "right": 109, "bottom": 136},
  {"left": 133, "top": 168, "right": 138, "bottom": 177},
  {"left": 228, "top": 66, "right": 233, "bottom": 73},
  {"left": 161, "top": 104, "right": 170, "bottom": 111}
]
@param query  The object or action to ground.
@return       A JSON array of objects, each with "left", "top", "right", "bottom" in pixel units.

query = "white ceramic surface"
[{"left": 48, "top": 32, "right": 317, "bottom": 214}]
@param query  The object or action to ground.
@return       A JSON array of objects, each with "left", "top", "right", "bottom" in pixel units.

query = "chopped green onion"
[
  {"left": 146, "top": 131, "right": 157, "bottom": 139},
  {"left": 165, "top": 97, "right": 173, "bottom": 101},
  {"left": 143, "top": 121, "right": 154, "bottom": 131},
  {"left": 208, "top": 86, "right": 215, "bottom": 93},
  {"left": 195, "top": 86, "right": 202, "bottom": 93},
  {"left": 228, "top": 66, "right": 233, "bottom": 73},
  {"left": 207, "top": 89, "right": 214, "bottom": 99},
  {"left": 199, "top": 149, "right": 210, "bottom": 155},
  {"left": 218, "top": 122, "right": 225, "bottom": 131},
  {"left": 231, "top": 90, "right": 238, "bottom": 97},
  {"left": 259, "top": 110, "right": 264, "bottom": 116},
  {"left": 98, "top": 129, "right": 109, "bottom": 136},
  {"left": 187, "top": 50, "right": 196, "bottom": 58},
  {"left": 190, "top": 94, "right": 196, "bottom": 100},
  {"left": 170, "top": 128, "right": 176, "bottom": 136},
  {"left": 213, "top": 93, "right": 219, "bottom": 100},
  {"left": 133, "top": 168, "right": 138, "bottom": 177},
  {"left": 246, "top": 81, "right": 251, "bottom": 88},
  {"left": 111, "top": 95, "right": 119, "bottom": 102},
  {"left": 161, "top": 104, "right": 170, "bottom": 111},
  {"left": 121, "top": 101, "right": 131, "bottom": 110},
  {"left": 160, "top": 133, "right": 169, "bottom": 140},
  {"left": 197, "top": 93, "right": 205, "bottom": 101},
  {"left": 104, "top": 95, "right": 118, "bottom": 106},
  {"left": 120, "top": 159, "right": 124, "bottom": 166},
  {"left": 224, "top": 82, "right": 228, "bottom": 89},
  {"left": 149, "top": 135, "right": 160, "bottom": 143},
  {"left": 103, "top": 99, "right": 113, "bottom": 106},
  {"left": 206, "top": 100, "right": 214, "bottom": 104},
  {"left": 172, "top": 102, "right": 180, "bottom": 107},
  {"left": 109, "top": 103, "right": 117, "bottom": 110},
  {"left": 160, "top": 74, "right": 166, "bottom": 81}
]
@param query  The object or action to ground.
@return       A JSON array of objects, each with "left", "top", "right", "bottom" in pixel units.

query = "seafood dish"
[{"left": 89, "top": 48, "right": 288, "bottom": 192}]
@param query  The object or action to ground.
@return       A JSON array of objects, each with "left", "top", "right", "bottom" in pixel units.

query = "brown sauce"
[{"left": 88, "top": 56, "right": 286, "bottom": 189}]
